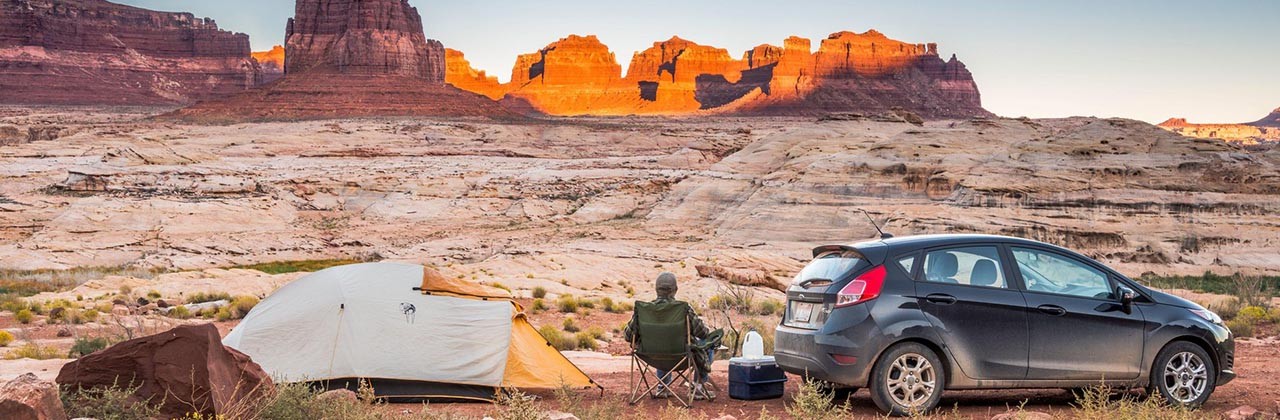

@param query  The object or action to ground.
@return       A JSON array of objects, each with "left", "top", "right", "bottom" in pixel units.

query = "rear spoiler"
[{"left": 811, "top": 242, "right": 888, "bottom": 266}]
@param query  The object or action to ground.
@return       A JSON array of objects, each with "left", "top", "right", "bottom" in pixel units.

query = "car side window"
[
  {"left": 922, "top": 246, "right": 1007, "bottom": 288},
  {"left": 1012, "top": 247, "right": 1112, "bottom": 299},
  {"left": 896, "top": 255, "right": 916, "bottom": 275}
]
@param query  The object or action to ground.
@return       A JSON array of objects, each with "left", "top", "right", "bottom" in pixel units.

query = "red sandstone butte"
[
  {"left": 252, "top": 45, "right": 286, "bottom": 83},
  {"left": 0, "top": 0, "right": 261, "bottom": 105},
  {"left": 444, "top": 30, "right": 990, "bottom": 119},
  {"left": 168, "top": 0, "right": 512, "bottom": 122}
]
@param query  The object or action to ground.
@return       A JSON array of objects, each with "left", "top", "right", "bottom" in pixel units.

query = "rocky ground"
[{"left": 1, "top": 107, "right": 1279, "bottom": 418}]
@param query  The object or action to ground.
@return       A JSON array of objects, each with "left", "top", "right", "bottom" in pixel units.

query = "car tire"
[
  {"left": 1149, "top": 341, "right": 1216, "bottom": 408},
  {"left": 870, "top": 342, "right": 945, "bottom": 416}
]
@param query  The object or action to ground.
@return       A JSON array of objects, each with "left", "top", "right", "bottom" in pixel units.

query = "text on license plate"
[{"left": 791, "top": 302, "right": 814, "bottom": 323}]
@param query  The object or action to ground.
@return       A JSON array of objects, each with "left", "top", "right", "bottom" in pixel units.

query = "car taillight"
[{"left": 835, "top": 265, "right": 885, "bottom": 308}]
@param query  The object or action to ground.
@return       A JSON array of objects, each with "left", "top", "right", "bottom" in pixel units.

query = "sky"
[{"left": 117, "top": 0, "right": 1279, "bottom": 124}]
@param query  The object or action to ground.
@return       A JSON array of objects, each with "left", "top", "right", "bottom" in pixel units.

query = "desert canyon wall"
[
  {"left": 444, "top": 30, "right": 990, "bottom": 118},
  {"left": 167, "top": 0, "right": 510, "bottom": 122},
  {"left": 1158, "top": 107, "right": 1280, "bottom": 145},
  {"left": 251, "top": 45, "right": 285, "bottom": 83},
  {"left": 0, "top": 0, "right": 261, "bottom": 105}
]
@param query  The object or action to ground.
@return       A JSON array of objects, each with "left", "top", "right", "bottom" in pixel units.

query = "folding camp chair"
[{"left": 627, "top": 300, "right": 719, "bottom": 407}]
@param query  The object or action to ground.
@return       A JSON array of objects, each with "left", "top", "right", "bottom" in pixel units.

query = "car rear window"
[{"left": 792, "top": 250, "right": 863, "bottom": 285}]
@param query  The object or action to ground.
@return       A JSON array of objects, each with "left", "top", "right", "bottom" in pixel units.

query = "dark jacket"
[{"left": 623, "top": 296, "right": 709, "bottom": 343}]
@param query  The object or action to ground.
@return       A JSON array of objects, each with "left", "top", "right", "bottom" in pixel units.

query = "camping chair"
[{"left": 628, "top": 300, "right": 720, "bottom": 407}]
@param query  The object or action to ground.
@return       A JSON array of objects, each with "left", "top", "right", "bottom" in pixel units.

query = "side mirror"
[{"left": 1117, "top": 286, "right": 1136, "bottom": 311}]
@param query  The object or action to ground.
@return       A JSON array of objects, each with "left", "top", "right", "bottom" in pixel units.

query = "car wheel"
[
  {"left": 1150, "top": 341, "right": 1216, "bottom": 408},
  {"left": 870, "top": 342, "right": 944, "bottom": 416}
]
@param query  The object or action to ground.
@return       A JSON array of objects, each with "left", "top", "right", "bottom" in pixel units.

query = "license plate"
[{"left": 791, "top": 302, "right": 814, "bottom": 323}]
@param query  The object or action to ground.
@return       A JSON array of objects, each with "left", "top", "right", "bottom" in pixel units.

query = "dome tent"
[{"left": 223, "top": 262, "right": 597, "bottom": 401}]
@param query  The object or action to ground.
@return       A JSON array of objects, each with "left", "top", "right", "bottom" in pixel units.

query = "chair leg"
[{"left": 630, "top": 355, "right": 667, "bottom": 405}]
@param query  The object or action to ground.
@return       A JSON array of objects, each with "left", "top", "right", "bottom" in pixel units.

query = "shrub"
[
  {"left": 1271, "top": 307, "right": 1280, "bottom": 323},
  {"left": 562, "top": 317, "right": 580, "bottom": 333},
  {"left": 0, "top": 331, "right": 12, "bottom": 347},
  {"left": 1068, "top": 385, "right": 1200, "bottom": 420},
  {"left": 0, "top": 294, "right": 24, "bottom": 313},
  {"left": 755, "top": 298, "right": 784, "bottom": 316},
  {"left": 199, "top": 307, "right": 217, "bottom": 319},
  {"left": 62, "top": 383, "right": 160, "bottom": 420},
  {"left": 146, "top": 290, "right": 162, "bottom": 300},
  {"left": 574, "top": 332, "right": 598, "bottom": 351},
  {"left": 14, "top": 309, "right": 33, "bottom": 324},
  {"left": 81, "top": 309, "right": 99, "bottom": 323},
  {"left": 530, "top": 299, "right": 547, "bottom": 313},
  {"left": 1226, "top": 318, "right": 1254, "bottom": 337},
  {"left": 584, "top": 326, "right": 606, "bottom": 341},
  {"left": 118, "top": 285, "right": 132, "bottom": 296},
  {"left": 531, "top": 287, "right": 548, "bottom": 299},
  {"left": 538, "top": 325, "right": 576, "bottom": 351},
  {"left": 69, "top": 337, "right": 110, "bottom": 358},
  {"left": 786, "top": 378, "right": 849, "bottom": 420},
  {"left": 27, "top": 302, "right": 44, "bottom": 315},
  {"left": 76, "top": 295, "right": 84, "bottom": 301},
  {"left": 215, "top": 306, "right": 234, "bottom": 322},
  {"left": 494, "top": 389, "right": 545, "bottom": 420},
  {"left": 167, "top": 306, "right": 192, "bottom": 320},
  {"left": 230, "top": 295, "right": 260, "bottom": 318},
  {"left": 1209, "top": 298, "right": 1242, "bottom": 320},
  {"left": 556, "top": 295, "right": 579, "bottom": 313},
  {"left": 186, "top": 291, "right": 232, "bottom": 304},
  {"left": 1239, "top": 306, "right": 1268, "bottom": 323},
  {"left": 577, "top": 298, "right": 596, "bottom": 310},
  {"left": 491, "top": 282, "right": 511, "bottom": 292},
  {"left": 5, "top": 343, "right": 62, "bottom": 360}
]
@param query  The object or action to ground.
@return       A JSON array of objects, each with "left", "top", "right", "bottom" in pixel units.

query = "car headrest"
[
  {"left": 971, "top": 259, "right": 999, "bottom": 287},
  {"left": 928, "top": 252, "right": 959, "bottom": 278}
]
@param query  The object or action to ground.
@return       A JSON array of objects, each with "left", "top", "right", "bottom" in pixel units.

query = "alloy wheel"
[
  {"left": 886, "top": 352, "right": 937, "bottom": 408},
  {"left": 1163, "top": 351, "right": 1208, "bottom": 403}
]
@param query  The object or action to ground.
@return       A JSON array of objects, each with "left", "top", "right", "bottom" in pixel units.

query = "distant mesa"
[
  {"left": 168, "top": 0, "right": 513, "bottom": 122},
  {"left": 0, "top": 0, "right": 262, "bottom": 105},
  {"left": 1157, "top": 106, "right": 1280, "bottom": 145},
  {"left": 444, "top": 30, "right": 990, "bottom": 119},
  {"left": 252, "top": 45, "right": 286, "bottom": 83}
]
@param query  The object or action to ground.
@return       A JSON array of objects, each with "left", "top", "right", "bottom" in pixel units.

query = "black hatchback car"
[{"left": 774, "top": 234, "right": 1234, "bottom": 416}]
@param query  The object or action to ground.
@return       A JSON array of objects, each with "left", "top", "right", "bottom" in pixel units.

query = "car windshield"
[{"left": 793, "top": 251, "right": 863, "bottom": 285}]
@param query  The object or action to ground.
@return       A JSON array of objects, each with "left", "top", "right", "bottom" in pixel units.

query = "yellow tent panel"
[
  {"left": 419, "top": 267, "right": 513, "bottom": 300},
  {"left": 502, "top": 313, "right": 596, "bottom": 389}
]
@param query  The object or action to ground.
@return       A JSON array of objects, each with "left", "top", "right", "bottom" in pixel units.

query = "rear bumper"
[{"left": 774, "top": 324, "right": 876, "bottom": 387}]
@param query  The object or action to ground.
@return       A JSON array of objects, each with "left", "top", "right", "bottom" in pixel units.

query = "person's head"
[{"left": 655, "top": 272, "right": 678, "bottom": 298}]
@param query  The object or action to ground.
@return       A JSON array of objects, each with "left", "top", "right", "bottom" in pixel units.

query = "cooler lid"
[{"left": 729, "top": 355, "right": 777, "bottom": 366}]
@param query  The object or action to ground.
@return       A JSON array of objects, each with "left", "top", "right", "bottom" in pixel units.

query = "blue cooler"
[{"left": 728, "top": 356, "right": 787, "bottom": 400}]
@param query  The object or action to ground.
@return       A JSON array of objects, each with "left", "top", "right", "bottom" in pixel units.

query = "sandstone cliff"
[
  {"left": 443, "top": 30, "right": 990, "bottom": 118},
  {"left": 0, "top": 0, "right": 262, "bottom": 105},
  {"left": 252, "top": 45, "right": 285, "bottom": 83},
  {"left": 1158, "top": 107, "right": 1280, "bottom": 145},
  {"left": 169, "top": 0, "right": 511, "bottom": 122}
]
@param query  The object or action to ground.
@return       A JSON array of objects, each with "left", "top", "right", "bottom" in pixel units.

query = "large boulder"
[
  {"left": 55, "top": 324, "right": 271, "bottom": 419},
  {"left": 0, "top": 373, "right": 68, "bottom": 420}
]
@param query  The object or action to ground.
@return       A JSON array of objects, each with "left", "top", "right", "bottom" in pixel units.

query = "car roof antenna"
[{"left": 861, "top": 209, "right": 894, "bottom": 239}]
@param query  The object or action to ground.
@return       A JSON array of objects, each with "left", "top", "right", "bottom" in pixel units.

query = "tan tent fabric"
[
  {"left": 224, "top": 262, "right": 598, "bottom": 400},
  {"left": 420, "top": 267, "right": 513, "bottom": 300},
  {"left": 502, "top": 312, "right": 596, "bottom": 389}
]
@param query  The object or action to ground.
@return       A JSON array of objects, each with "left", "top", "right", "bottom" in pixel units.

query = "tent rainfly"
[{"left": 223, "top": 262, "right": 598, "bottom": 401}]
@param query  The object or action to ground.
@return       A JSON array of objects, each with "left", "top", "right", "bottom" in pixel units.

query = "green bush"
[
  {"left": 562, "top": 317, "right": 580, "bottom": 333},
  {"left": 755, "top": 298, "right": 784, "bottom": 316},
  {"left": 14, "top": 309, "right": 33, "bottom": 324},
  {"left": 574, "top": 332, "right": 598, "bottom": 351},
  {"left": 62, "top": 383, "right": 160, "bottom": 420},
  {"left": 81, "top": 309, "right": 99, "bottom": 323},
  {"left": 0, "top": 294, "right": 24, "bottom": 313},
  {"left": 1226, "top": 318, "right": 1254, "bottom": 337},
  {"left": 786, "top": 378, "right": 849, "bottom": 420},
  {"left": 185, "top": 291, "right": 232, "bottom": 304},
  {"left": 69, "top": 337, "right": 110, "bottom": 358},
  {"left": 5, "top": 343, "right": 62, "bottom": 360},
  {"left": 538, "top": 325, "right": 576, "bottom": 351},
  {"left": 531, "top": 287, "right": 547, "bottom": 299},
  {"left": 0, "top": 331, "right": 12, "bottom": 347},
  {"left": 1239, "top": 306, "right": 1268, "bottom": 323},
  {"left": 556, "top": 295, "right": 579, "bottom": 313},
  {"left": 215, "top": 306, "right": 234, "bottom": 322},
  {"left": 167, "top": 306, "right": 192, "bottom": 320},
  {"left": 146, "top": 290, "right": 162, "bottom": 300},
  {"left": 530, "top": 299, "right": 547, "bottom": 313},
  {"left": 230, "top": 295, "right": 260, "bottom": 318}
]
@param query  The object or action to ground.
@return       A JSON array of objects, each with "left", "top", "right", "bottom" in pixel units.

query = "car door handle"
[
  {"left": 1037, "top": 304, "right": 1067, "bottom": 316},
  {"left": 925, "top": 294, "right": 957, "bottom": 305}
]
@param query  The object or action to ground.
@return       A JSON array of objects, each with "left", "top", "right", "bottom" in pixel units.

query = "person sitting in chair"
[{"left": 624, "top": 272, "right": 716, "bottom": 399}]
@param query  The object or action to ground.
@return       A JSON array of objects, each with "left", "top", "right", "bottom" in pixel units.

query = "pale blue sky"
[{"left": 117, "top": 0, "right": 1278, "bottom": 123}]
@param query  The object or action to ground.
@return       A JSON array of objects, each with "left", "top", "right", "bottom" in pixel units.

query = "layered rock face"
[
  {"left": 284, "top": 0, "right": 444, "bottom": 80},
  {"left": 444, "top": 48, "right": 505, "bottom": 100},
  {"left": 170, "top": 0, "right": 511, "bottom": 122},
  {"left": 252, "top": 45, "right": 285, "bottom": 83},
  {"left": 444, "top": 30, "right": 990, "bottom": 118},
  {"left": 1159, "top": 106, "right": 1280, "bottom": 145},
  {"left": 0, "top": 0, "right": 261, "bottom": 105}
]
